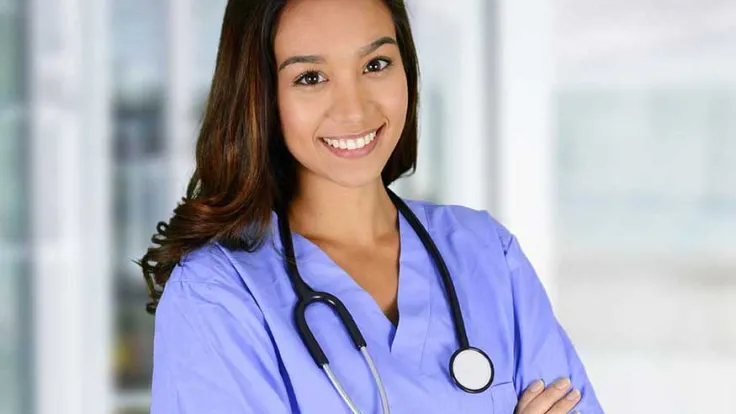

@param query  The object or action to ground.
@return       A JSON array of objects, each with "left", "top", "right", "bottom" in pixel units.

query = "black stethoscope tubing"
[{"left": 276, "top": 188, "right": 491, "bottom": 394}]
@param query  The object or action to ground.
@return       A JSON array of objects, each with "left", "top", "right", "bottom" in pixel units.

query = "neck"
[{"left": 288, "top": 171, "right": 397, "bottom": 246}]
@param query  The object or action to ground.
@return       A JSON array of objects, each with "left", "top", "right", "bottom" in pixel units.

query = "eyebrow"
[{"left": 278, "top": 36, "right": 398, "bottom": 72}]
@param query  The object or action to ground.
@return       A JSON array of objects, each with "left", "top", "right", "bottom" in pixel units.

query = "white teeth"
[{"left": 322, "top": 129, "right": 379, "bottom": 151}]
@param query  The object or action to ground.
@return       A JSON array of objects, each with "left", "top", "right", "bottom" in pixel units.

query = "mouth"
[{"left": 318, "top": 124, "right": 386, "bottom": 158}]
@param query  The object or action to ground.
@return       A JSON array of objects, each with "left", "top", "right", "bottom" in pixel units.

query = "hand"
[{"left": 514, "top": 377, "right": 581, "bottom": 414}]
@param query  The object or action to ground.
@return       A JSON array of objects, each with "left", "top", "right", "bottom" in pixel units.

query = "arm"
[
  {"left": 503, "top": 233, "right": 604, "bottom": 413},
  {"left": 150, "top": 255, "right": 293, "bottom": 414}
]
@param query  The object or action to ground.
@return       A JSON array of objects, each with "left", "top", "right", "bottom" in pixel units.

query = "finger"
[
  {"left": 522, "top": 377, "right": 571, "bottom": 413},
  {"left": 514, "top": 379, "right": 545, "bottom": 413},
  {"left": 547, "top": 387, "right": 581, "bottom": 414}
]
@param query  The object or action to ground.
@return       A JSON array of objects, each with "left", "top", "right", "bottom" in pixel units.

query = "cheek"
[
  {"left": 379, "top": 72, "right": 409, "bottom": 132},
  {"left": 277, "top": 90, "right": 320, "bottom": 148}
]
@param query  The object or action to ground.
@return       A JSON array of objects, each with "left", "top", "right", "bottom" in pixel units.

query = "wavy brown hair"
[{"left": 138, "top": 0, "right": 420, "bottom": 313}]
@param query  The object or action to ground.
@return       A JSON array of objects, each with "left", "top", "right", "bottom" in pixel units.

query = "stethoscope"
[{"left": 276, "top": 188, "right": 494, "bottom": 414}]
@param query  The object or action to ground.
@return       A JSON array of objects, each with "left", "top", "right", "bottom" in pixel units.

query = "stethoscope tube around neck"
[
  {"left": 275, "top": 188, "right": 494, "bottom": 410},
  {"left": 276, "top": 188, "right": 470, "bottom": 351},
  {"left": 385, "top": 190, "right": 470, "bottom": 350}
]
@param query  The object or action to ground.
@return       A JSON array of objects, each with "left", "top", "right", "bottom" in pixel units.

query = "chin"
[
  {"left": 324, "top": 168, "right": 385, "bottom": 189},
  {"left": 330, "top": 174, "right": 381, "bottom": 188}
]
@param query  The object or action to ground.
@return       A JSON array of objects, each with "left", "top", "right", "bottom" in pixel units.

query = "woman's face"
[{"left": 274, "top": 0, "right": 408, "bottom": 189}]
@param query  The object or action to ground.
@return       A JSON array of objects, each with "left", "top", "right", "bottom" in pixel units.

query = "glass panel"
[
  {"left": 112, "top": 1, "right": 227, "bottom": 411},
  {"left": 557, "top": 88, "right": 736, "bottom": 255},
  {"left": 0, "top": 1, "right": 30, "bottom": 413},
  {"left": 112, "top": 0, "right": 167, "bottom": 399},
  {"left": 193, "top": 0, "right": 228, "bottom": 102}
]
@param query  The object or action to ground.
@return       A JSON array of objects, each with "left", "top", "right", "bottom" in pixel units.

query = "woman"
[{"left": 141, "top": 0, "right": 603, "bottom": 413}]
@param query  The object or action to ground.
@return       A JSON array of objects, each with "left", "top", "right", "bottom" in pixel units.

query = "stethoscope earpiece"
[{"left": 449, "top": 347, "right": 494, "bottom": 394}]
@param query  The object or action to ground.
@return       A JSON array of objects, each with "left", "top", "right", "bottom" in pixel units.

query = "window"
[
  {"left": 553, "top": 1, "right": 736, "bottom": 411},
  {"left": 112, "top": 0, "right": 168, "bottom": 410},
  {"left": 0, "top": 0, "right": 31, "bottom": 413},
  {"left": 112, "top": 1, "right": 227, "bottom": 411}
]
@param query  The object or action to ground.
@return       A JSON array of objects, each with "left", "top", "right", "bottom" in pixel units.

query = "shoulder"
[
  {"left": 161, "top": 238, "right": 284, "bottom": 312},
  {"left": 161, "top": 241, "right": 269, "bottom": 310},
  {"left": 167, "top": 242, "right": 244, "bottom": 287},
  {"left": 405, "top": 198, "right": 515, "bottom": 255},
  {"left": 157, "top": 242, "right": 270, "bottom": 331}
]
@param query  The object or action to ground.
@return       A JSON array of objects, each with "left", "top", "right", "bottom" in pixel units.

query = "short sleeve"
[
  {"left": 502, "top": 232, "right": 605, "bottom": 413},
  {"left": 149, "top": 251, "right": 293, "bottom": 414}
]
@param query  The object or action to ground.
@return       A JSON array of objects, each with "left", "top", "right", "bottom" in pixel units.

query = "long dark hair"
[{"left": 138, "top": 0, "right": 420, "bottom": 314}]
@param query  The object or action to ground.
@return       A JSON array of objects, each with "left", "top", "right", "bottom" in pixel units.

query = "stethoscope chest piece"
[
  {"left": 449, "top": 347, "right": 494, "bottom": 393},
  {"left": 278, "top": 189, "right": 496, "bottom": 412}
]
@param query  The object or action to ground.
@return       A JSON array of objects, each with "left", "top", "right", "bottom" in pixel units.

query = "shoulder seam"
[{"left": 169, "top": 243, "right": 248, "bottom": 289}]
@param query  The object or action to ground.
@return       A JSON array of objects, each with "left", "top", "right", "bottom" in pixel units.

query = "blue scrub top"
[{"left": 150, "top": 199, "right": 604, "bottom": 413}]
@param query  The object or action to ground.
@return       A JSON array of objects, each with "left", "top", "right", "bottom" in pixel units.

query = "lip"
[
  {"left": 319, "top": 123, "right": 385, "bottom": 159},
  {"left": 320, "top": 125, "right": 382, "bottom": 140}
]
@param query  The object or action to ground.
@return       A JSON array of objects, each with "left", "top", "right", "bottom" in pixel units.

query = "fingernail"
[
  {"left": 552, "top": 377, "right": 571, "bottom": 390},
  {"left": 566, "top": 388, "right": 581, "bottom": 400},
  {"left": 530, "top": 379, "right": 544, "bottom": 392}
]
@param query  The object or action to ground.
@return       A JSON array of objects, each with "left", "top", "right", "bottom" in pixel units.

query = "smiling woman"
[
  {"left": 140, "top": 1, "right": 603, "bottom": 413},
  {"left": 275, "top": 1, "right": 410, "bottom": 187},
  {"left": 274, "top": 1, "right": 416, "bottom": 194}
]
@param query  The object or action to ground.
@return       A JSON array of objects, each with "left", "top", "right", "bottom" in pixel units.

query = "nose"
[{"left": 328, "top": 78, "right": 368, "bottom": 126}]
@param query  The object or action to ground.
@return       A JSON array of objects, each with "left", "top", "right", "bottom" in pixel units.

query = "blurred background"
[{"left": 1, "top": 0, "right": 735, "bottom": 413}]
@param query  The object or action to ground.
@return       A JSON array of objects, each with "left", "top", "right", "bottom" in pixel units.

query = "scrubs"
[{"left": 150, "top": 199, "right": 604, "bottom": 413}]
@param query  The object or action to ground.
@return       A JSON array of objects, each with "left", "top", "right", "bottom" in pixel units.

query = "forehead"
[{"left": 274, "top": 0, "right": 396, "bottom": 57}]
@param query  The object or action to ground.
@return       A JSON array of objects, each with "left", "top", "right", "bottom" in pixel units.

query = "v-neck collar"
[{"left": 268, "top": 199, "right": 433, "bottom": 369}]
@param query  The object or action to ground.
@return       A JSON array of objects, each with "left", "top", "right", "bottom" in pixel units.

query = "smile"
[
  {"left": 318, "top": 124, "right": 385, "bottom": 159},
  {"left": 320, "top": 127, "right": 379, "bottom": 150}
]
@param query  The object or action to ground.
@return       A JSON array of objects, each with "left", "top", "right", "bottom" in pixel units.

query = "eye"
[
  {"left": 364, "top": 57, "right": 392, "bottom": 74},
  {"left": 294, "top": 71, "right": 326, "bottom": 86}
]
